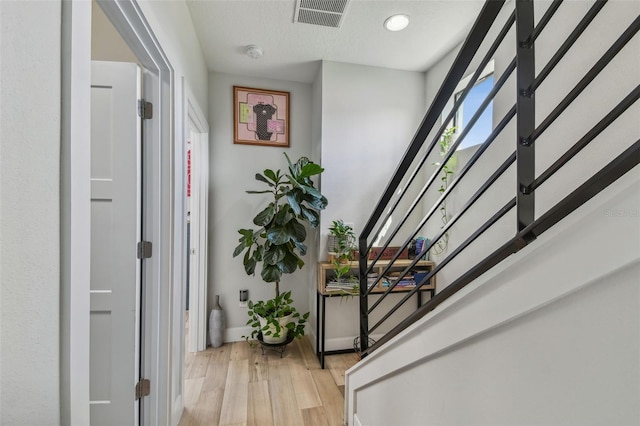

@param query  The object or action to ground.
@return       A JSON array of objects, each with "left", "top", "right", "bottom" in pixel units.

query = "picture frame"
[{"left": 233, "top": 86, "right": 290, "bottom": 147}]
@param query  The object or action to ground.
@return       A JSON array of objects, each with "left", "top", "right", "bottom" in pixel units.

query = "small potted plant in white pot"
[{"left": 233, "top": 153, "right": 327, "bottom": 344}]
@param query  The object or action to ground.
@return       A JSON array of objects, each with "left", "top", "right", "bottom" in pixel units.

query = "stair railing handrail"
[
  {"left": 358, "top": 2, "right": 507, "bottom": 353},
  {"left": 357, "top": 0, "right": 640, "bottom": 357}
]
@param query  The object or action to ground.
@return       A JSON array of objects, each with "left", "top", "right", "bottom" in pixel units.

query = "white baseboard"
[
  {"left": 322, "top": 336, "right": 357, "bottom": 352},
  {"left": 223, "top": 326, "right": 253, "bottom": 343},
  {"left": 225, "top": 324, "right": 323, "bottom": 346},
  {"left": 171, "top": 395, "right": 183, "bottom": 426},
  {"left": 224, "top": 326, "right": 371, "bottom": 354},
  {"left": 353, "top": 413, "right": 363, "bottom": 426}
]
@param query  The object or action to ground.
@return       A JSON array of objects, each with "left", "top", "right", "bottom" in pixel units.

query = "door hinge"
[
  {"left": 137, "top": 241, "right": 152, "bottom": 259},
  {"left": 135, "top": 379, "right": 150, "bottom": 400},
  {"left": 138, "top": 99, "right": 153, "bottom": 119}
]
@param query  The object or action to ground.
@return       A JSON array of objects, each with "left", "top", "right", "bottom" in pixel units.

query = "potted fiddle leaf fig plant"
[{"left": 233, "top": 153, "right": 328, "bottom": 344}]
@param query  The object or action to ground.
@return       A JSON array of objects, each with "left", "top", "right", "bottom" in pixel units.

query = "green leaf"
[
  {"left": 278, "top": 251, "right": 300, "bottom": 274},
  {"left": 287, "top": 193, "right": 301, "bottom": 215},
  {"left": 254, "top": 173, "right": 273, "bottom": 186},
  {"left": 253, "top": 203, "right": 275, "bottom": 226},
  {"left": 237, "top": 228, "right": 255, "bottom": 246},
  {"left": 233, "top": 242, "right": 246, "bottom": 258},
  {"left": 298, "top": 184, "right": 323, "bottom": 200},
  {"left": 286, "top": 174, "right": 304, "bottom": 191},
  {"left": 284, "top": 152, "right": 295, "bottom": 173},
  {"left": 263, "top": 168, "right": 278, "bottom": 183},
  {"left": 297, "top": 162, "right": 324, "bottom": 179},
  {"left": 304, "top": 194, "right": 328, "bottom": 211},
  {"left": 263, "top": 245, "right": 286, "bottom": 265},
  {"left": 238, "top": 228, "right": 253, "bottom": 238},
  {"left": 293, "top": 240, "right": 307, "bottom": 256},
  {"left": 244, "top": 257, "right": 257, "bottom": 276},
  {"left": 299, "top": 206, "right": 320, "bottom": 227},
  {"left": 287, "top": 220, "right": 306, "bottom": 243},
  {"left": 254, "top": 245, "right": 264, "bottom": 262},
  {"left": 261, "top": 264, "right": 282, "bottom": 282},
  {"left": 266, "top": 226, "right": 290, "bottom": 245},
  {"left": 288, "top": 155, "right": 309, "bottom": 177},
  {"left": 274, "top": 204, "right": 292, "bottom": 225}
]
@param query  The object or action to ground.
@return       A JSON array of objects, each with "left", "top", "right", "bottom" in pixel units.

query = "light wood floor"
[{"left": 179, "top": 323, "right": 358, "bottom": 426}]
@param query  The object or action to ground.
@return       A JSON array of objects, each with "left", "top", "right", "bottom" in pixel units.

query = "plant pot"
[{"left": 258, "top": 314, "right": 292, "bottom": 344}]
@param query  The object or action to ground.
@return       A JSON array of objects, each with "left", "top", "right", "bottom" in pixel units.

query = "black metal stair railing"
[{"left": 358, "top": 0, "right": 640, "bottom": 357}]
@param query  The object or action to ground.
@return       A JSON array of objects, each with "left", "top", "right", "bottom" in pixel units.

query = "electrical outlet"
[{"left": 239, "top": 289, "right": 248, "bottom": 308}]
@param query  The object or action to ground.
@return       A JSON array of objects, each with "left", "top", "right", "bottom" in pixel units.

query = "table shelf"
[{"left": 316, "top": 259, "right": 436, "bottom": 368}]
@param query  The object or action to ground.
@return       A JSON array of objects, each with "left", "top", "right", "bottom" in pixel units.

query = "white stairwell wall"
[
  {"left": 345, "top": 165, "right": 639, "bottom": 425},
  {"left": 345, "top": 1, "right": 640, "bottom": 424}
]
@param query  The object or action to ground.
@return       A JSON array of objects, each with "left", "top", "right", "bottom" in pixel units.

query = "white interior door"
[
  {"left": 188, "top": 125, "right": 209, "bottom": 352},
  {"left": 90, "top": 60, "right": 142, "bottom": 426}
]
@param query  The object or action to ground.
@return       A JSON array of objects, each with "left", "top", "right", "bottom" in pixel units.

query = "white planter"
[{"left": 259, "top": 314, "right": 292, "bottom": 344}]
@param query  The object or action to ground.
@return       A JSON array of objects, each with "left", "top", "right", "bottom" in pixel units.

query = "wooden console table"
[{"left": 315, "top": 259, "right": 436, "bottom": 368}]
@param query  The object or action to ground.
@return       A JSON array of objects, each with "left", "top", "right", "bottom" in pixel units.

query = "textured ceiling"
[{"left": 186, "top": 0, "right": 485, "bottom": 83}]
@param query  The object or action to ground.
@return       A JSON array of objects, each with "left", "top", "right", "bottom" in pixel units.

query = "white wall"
[
  {"left": 319, "top": 61, "right": 426, "bottom": 255},
  {"left": 533, "top": 0, "right": 639, "bottom": 212},
  {"left": 346, "top": 1, "right": 640, "bottom": 424},
  {"left": 419, "top": 0, "right": 638, "bottom": 289},
  {"left": 208, "top": 72, "right": 317, "bottom": 341},
  {"left": 417, "top": 2, "right": 518, "bottom": 286},
  {"left": 315, "top": 61, "right": 427, "bottom": 350},
  {"left": 0, "top": 0, "right": 62, "bottom": 423},
  {"left": 346, "top": 167, "right": 640, "bottom": 425},
  {"left": 138, "top": 0, "right": 208, "bottom": 115}
]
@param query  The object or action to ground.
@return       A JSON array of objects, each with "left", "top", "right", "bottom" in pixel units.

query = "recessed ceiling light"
[
  {"left": 245, "top": 45, "right": 263, "bottom": 59},
  {"left": 384, "top": 14, "right": 409, "bottom": 32}
]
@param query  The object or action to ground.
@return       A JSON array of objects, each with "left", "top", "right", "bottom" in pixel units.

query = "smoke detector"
[
  {"left": 245, "top": 45, "right": 263, "bottom": 59},
  {"left": 294, "top": 0, "right": 350, "bottom": 28}
]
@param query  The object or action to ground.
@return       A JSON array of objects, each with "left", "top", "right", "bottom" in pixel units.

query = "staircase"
[{"left": 347, "top": 1, "right": 640, "bottom": 424}]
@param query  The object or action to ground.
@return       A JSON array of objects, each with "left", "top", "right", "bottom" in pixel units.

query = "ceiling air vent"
[{"left": 294, "top": 0, "right": 350, "bottom": 28}]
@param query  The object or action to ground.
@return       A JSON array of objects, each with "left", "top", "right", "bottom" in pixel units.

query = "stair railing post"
[
  {"left": 358, "top": 237, "right": 369, "bottom": 356},
  {"left": 516, "top": 0, "right": 536, "bottom": 235}
]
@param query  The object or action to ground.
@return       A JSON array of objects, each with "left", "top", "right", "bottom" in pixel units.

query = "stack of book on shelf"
[
  {"left": 325, "top": 280, "right": 358, "bottom": 293},
  {"left": 381, "top": 272, "right": 417, "bottom": 288}
]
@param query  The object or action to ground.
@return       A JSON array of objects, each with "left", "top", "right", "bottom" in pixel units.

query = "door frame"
[
  {"left": 184, "top": 79, "right": 210, "bottom": 353},
  {"left": 170, "top": 79, "right": 209, "bottom": 423},
  {"left": 61, "top": 0, "right": 175, "bottom": 424}
]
